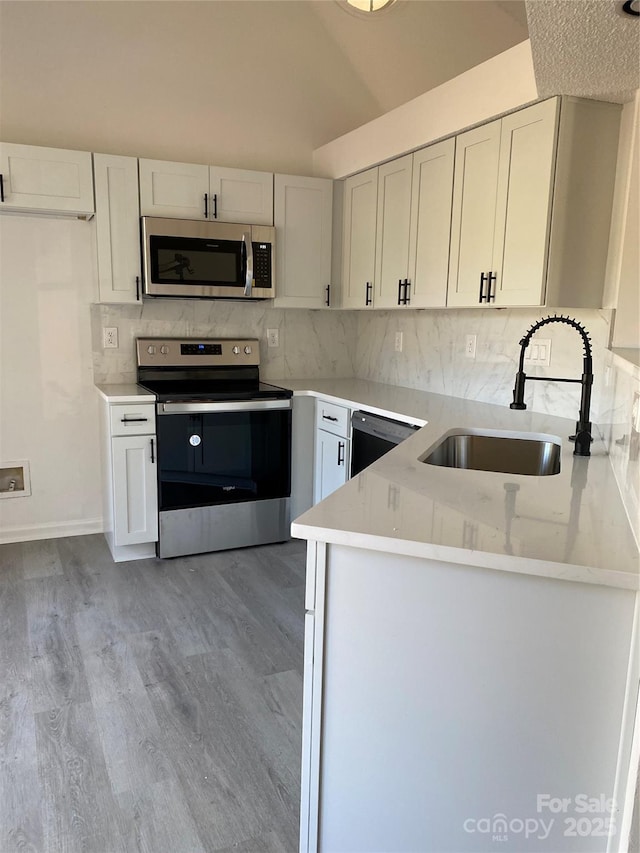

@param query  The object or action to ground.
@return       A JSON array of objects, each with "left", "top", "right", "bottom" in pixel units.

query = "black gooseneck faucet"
[{"left": 510, "top": 315, "right": 594, "bottom": 456}]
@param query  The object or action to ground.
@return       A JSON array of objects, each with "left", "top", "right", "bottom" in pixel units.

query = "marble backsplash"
[
  {"left": 353, "top": 307, "right": 615, "bottom": 425},
  {"left": 91, "top": 300, "right": 357, "bottom": 384}
]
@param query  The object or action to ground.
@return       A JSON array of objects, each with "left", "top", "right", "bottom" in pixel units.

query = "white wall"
[{"left": 0, "top": 216, "right": 102, "bottom": 543}]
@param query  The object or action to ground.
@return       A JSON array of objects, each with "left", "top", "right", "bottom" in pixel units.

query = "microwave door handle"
[{"left": 242, "top": 232, "right": 253, "bottom": 296}]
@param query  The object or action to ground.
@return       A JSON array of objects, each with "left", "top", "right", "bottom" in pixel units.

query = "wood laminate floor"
[{"left": 0, "top": 534, "right": 306, "bottom": 853}]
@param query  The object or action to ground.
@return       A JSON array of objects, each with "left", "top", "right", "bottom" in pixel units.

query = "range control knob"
[
  {"left": 147, "top": 345, "right": 156, "bottom": 355},
  {"left": 232, "top": 346, "right": 241, "bottom": 355},
  {"left": 160, "top": 345, "right": 169, "bottom": 355},
  {"left": 244, "top": 345, "right": 252, "bottom": 355}
]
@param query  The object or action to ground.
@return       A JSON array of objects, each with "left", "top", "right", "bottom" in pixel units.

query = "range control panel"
[{"left": 136, "top": 338, "right": 260, "bottom": 368}]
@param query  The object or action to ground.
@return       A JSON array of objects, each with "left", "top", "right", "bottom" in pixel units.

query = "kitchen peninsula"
[{"left": 287, "top": 379, "right": 639, "bottom": 853}]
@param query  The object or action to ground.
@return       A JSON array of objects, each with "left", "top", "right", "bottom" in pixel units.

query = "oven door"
[{"left": 156, "top": 400, "right": 291, "bottom": 511}]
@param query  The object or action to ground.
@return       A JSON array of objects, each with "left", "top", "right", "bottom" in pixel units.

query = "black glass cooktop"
[{"left": 137, "top": 378, "right": 292, "bottom": 403}]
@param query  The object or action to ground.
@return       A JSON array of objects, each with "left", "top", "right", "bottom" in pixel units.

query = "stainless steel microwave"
[{"left": 141, "top": 216, "right": 275, "bottom": 299}]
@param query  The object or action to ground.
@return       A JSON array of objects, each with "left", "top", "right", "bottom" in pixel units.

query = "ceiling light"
[{"left": 345, "top": 0, "right": 396, "bottom": 12}]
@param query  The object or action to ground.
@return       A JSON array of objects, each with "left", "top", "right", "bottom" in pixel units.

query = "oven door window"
[
  {"left": 150, "top": 235, "right": 244, "bottom": 288},
  {"left": 156, "top": 410, "right": 291, "bottom": 511}
]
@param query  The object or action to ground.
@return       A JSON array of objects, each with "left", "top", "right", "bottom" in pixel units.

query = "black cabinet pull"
[
  {"left": 365, "top": 282, "right": 373, "bottom": 306},
  {"left": 121, "top": 417, "right": 148, "bottom": 424},
  {"left": 204, "top": 193, "right": 208, "bottom": 219},
  {"left": 403, "top": 279, "right": 411, "bottom": 305},
  {"left": 397, "top": 279, "right": 403, "bottom": 306},
  {"left": 212, "top": 193, "right": 218, "bottom": 219},
  {"left": 325, "top": 284, "right": 331, "bottom": 307},
  {"left": 488, "top": 272, "right": 497, "bottom": 302},
  {"left": 0, "top": 174, "right": 4, "bottom": 203},
  {"left": 135, "top": 275, "right": 140, "bottom": 301},
  {"left": 150, "top": 438, "right": 155, "bottom": 464},
  {"left": 337, "top": 441, "right": 345, "bottom": 467},
  {"left": 479, "top": 272, "right": 488, "bottom": 303},
  {"left": 322, "top": 414, "right": 338, "bottom": 422}
]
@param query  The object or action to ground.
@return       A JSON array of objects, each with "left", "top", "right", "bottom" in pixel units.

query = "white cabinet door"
[
  {"left": 408, "top": 138, "right": 455, "bottom": 308},
  {"left": 139, "top": 158, "right": 209, "bottom": 219},
  {"left": 0, "top": 143, "right": 94, "bottom": 215},
  {"left": 273, "top": 174, "right": 333, "bottom": 308},
  {"left": 112, "top": 435, "right": 158, "bottom": 546},
  {"left": 491, "top": 97, "right": 558, "bottom": 306},
  {"left": 374, "top": 154, "right": 413, "bottom": 309},
  {"left": 314, "top": 430, "right": 350, "bottom": 504},
  {"left": 447, "top": 119, "right": 501, "bottom": 307},
  {"left": 341, "top": 167, "right": 378, "bottom": 308},
  {"left": 94, "top": 154, "right": 142, "bottom": 304},
  {"left": 209, "top": 166, "right": 273, "bottom": 225}
]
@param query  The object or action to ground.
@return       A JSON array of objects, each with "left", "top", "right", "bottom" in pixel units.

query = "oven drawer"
[
  {"left": 315, "top": 400, "right": 350, "bottom": 437},
  {"left": 110, "top": 403, "right": 156, "bottom": 436}
]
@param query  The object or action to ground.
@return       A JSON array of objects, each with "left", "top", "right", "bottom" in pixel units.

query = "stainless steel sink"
[{"left": 421, "top": 431, "right": 561, "bottom": 476}]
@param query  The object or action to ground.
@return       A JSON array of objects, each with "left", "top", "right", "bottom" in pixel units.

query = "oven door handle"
[
  {"left": 158, "top": 399, "right": 291, "bottom": 415},
  {"left": 242, "top": 231, "right": 253, "bottom": 297}
]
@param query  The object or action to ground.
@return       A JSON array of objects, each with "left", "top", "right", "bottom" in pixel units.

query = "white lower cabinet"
[
  {"left": 100, "top": 399, "right": 158, "bottom": 562},
  {"left": 314, "top": 430, "right": 350, "bottom": 504},
  {"left": 111, "top": 435, "right": 158, "bottom": 546},
  {"left": 313, "top": 399, "right": 351, "bottom": 504}
]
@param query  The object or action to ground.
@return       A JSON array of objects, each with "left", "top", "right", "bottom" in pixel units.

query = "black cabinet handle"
[
  {"left": 0, "top": 174, "right": 4, "bottom": 203},
  {"left": 121, "top": 417, "right": 148, "bottom": 424},
  {"left": 479, "top": 272, "right": 488, "bottom": 303},
  {"left": 403, "top": 279, "right": 411, "bottom": 305},
  {"left": 135, "top": 275, "right": 140, "bottom": 301},
  {"left": 397, "top": 279, "right": 404, "bottom": 306},
  {"left": 150, "top": 438, "right": 155, "bottom": 464},
  {"left": 488, "top": 272, "right": 497, "bottom": 302},
  {"left": 337, "top": 441, "right": 345, "bottom": 467},
  {"left": 212, "top": 193, "right": 218, "bottom": 219},
  {"left": 322, "top": 414, "right": 338, "bottom": 422},
  {"left": 325, "top": 284, "right": 331, "bottom": 307},
  {"left": 365, "top": 282, "right": 373, "bottom": 306},
  {"left": 204, "top": 193, "right": 208, "bottom": 219}
]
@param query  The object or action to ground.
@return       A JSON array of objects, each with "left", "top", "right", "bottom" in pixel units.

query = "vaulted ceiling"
[{"left": 0, "top": 1, "right": 636, "bottom": 175}]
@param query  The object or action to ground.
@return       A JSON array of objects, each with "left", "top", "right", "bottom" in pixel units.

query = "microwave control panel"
[{"left": 253, "top": 242, "right": 272, "bottom": 289}]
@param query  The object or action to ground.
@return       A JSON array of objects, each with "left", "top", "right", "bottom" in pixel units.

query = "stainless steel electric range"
[{"left": 136, "top": 337, "right": 292, "bottom": 559}]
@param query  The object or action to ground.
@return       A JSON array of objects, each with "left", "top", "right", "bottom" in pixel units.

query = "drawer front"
[
  {"left": 315, "top": 400, "right": 350, "bottom": 437},
  {"left": 110, "top": 403, "right": 156, "bottom": 437}
]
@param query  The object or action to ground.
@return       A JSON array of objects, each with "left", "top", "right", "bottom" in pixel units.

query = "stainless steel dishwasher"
[{"left": 350, "top": 410, "right": 420, "bottom": 477}]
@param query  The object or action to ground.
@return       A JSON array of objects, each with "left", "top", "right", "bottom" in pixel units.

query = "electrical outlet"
[
  {"left": 267, "top": 328, "right": 279, "bottom": 348},
  {"left": 465, "top": 334, "right": 476, "bottom": 359},
  {"left": 395, "top": 331, "right": 403, "bottom": 352},
  {"left": 524, "top": 337, "right": 551, "bottom": 367},
  {"left": 103, "top": 327, "right": 118, "bottom": 349}
]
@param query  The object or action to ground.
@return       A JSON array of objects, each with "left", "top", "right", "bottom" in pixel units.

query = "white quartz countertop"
[
  {"left": 281, "top": 379, "right": 639, "bottom": 591},
  {"left": 95, "top": 383, "right": 155, "bottom": 403}
]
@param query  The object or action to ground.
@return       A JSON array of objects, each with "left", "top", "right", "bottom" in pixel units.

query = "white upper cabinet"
[
  {"left": 273, "top": 174, "right": 333, "bottom": 308},
  {"left": 374, "top": 154, "right": 413, "bottom": 309},
  {"left": 408, "top": 138, "right": 455, "bottom": 308},
  {"left": 0, "top": 143, "right": 94, "bottom": 215},
  {"left": 447, "top": 119, "right": 502, "bottom": 307},
  {"left": 139, "top": 158, "right": 273, "bottom": 224},
  {"left": 341, "top": 167, "right": 378, "bottom": 308},
  {"left": 139, "top": 159, "right": 209, "bottom": 219},
  {"left": 446, "top": 96, "right": 620, "bottom": 309},
  {"left": 209, "top": 166, "right": 273, "bottom": 226},
  {"left": 94, "top": 153, "right": 142, "bottom": 304}
]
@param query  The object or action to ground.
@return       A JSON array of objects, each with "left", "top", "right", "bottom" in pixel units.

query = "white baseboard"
[{"left": 0, "top": 517, "right": 104, "bottom": 545}]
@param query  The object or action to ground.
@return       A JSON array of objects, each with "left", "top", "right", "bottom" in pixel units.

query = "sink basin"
[{"left": 421, "top": 430, "right": 561, "bottom": 476}]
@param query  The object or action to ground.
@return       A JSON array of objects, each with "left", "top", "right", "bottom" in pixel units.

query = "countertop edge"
[{"left": 290, "top": 522, "right": 639, "bottom": 591}]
